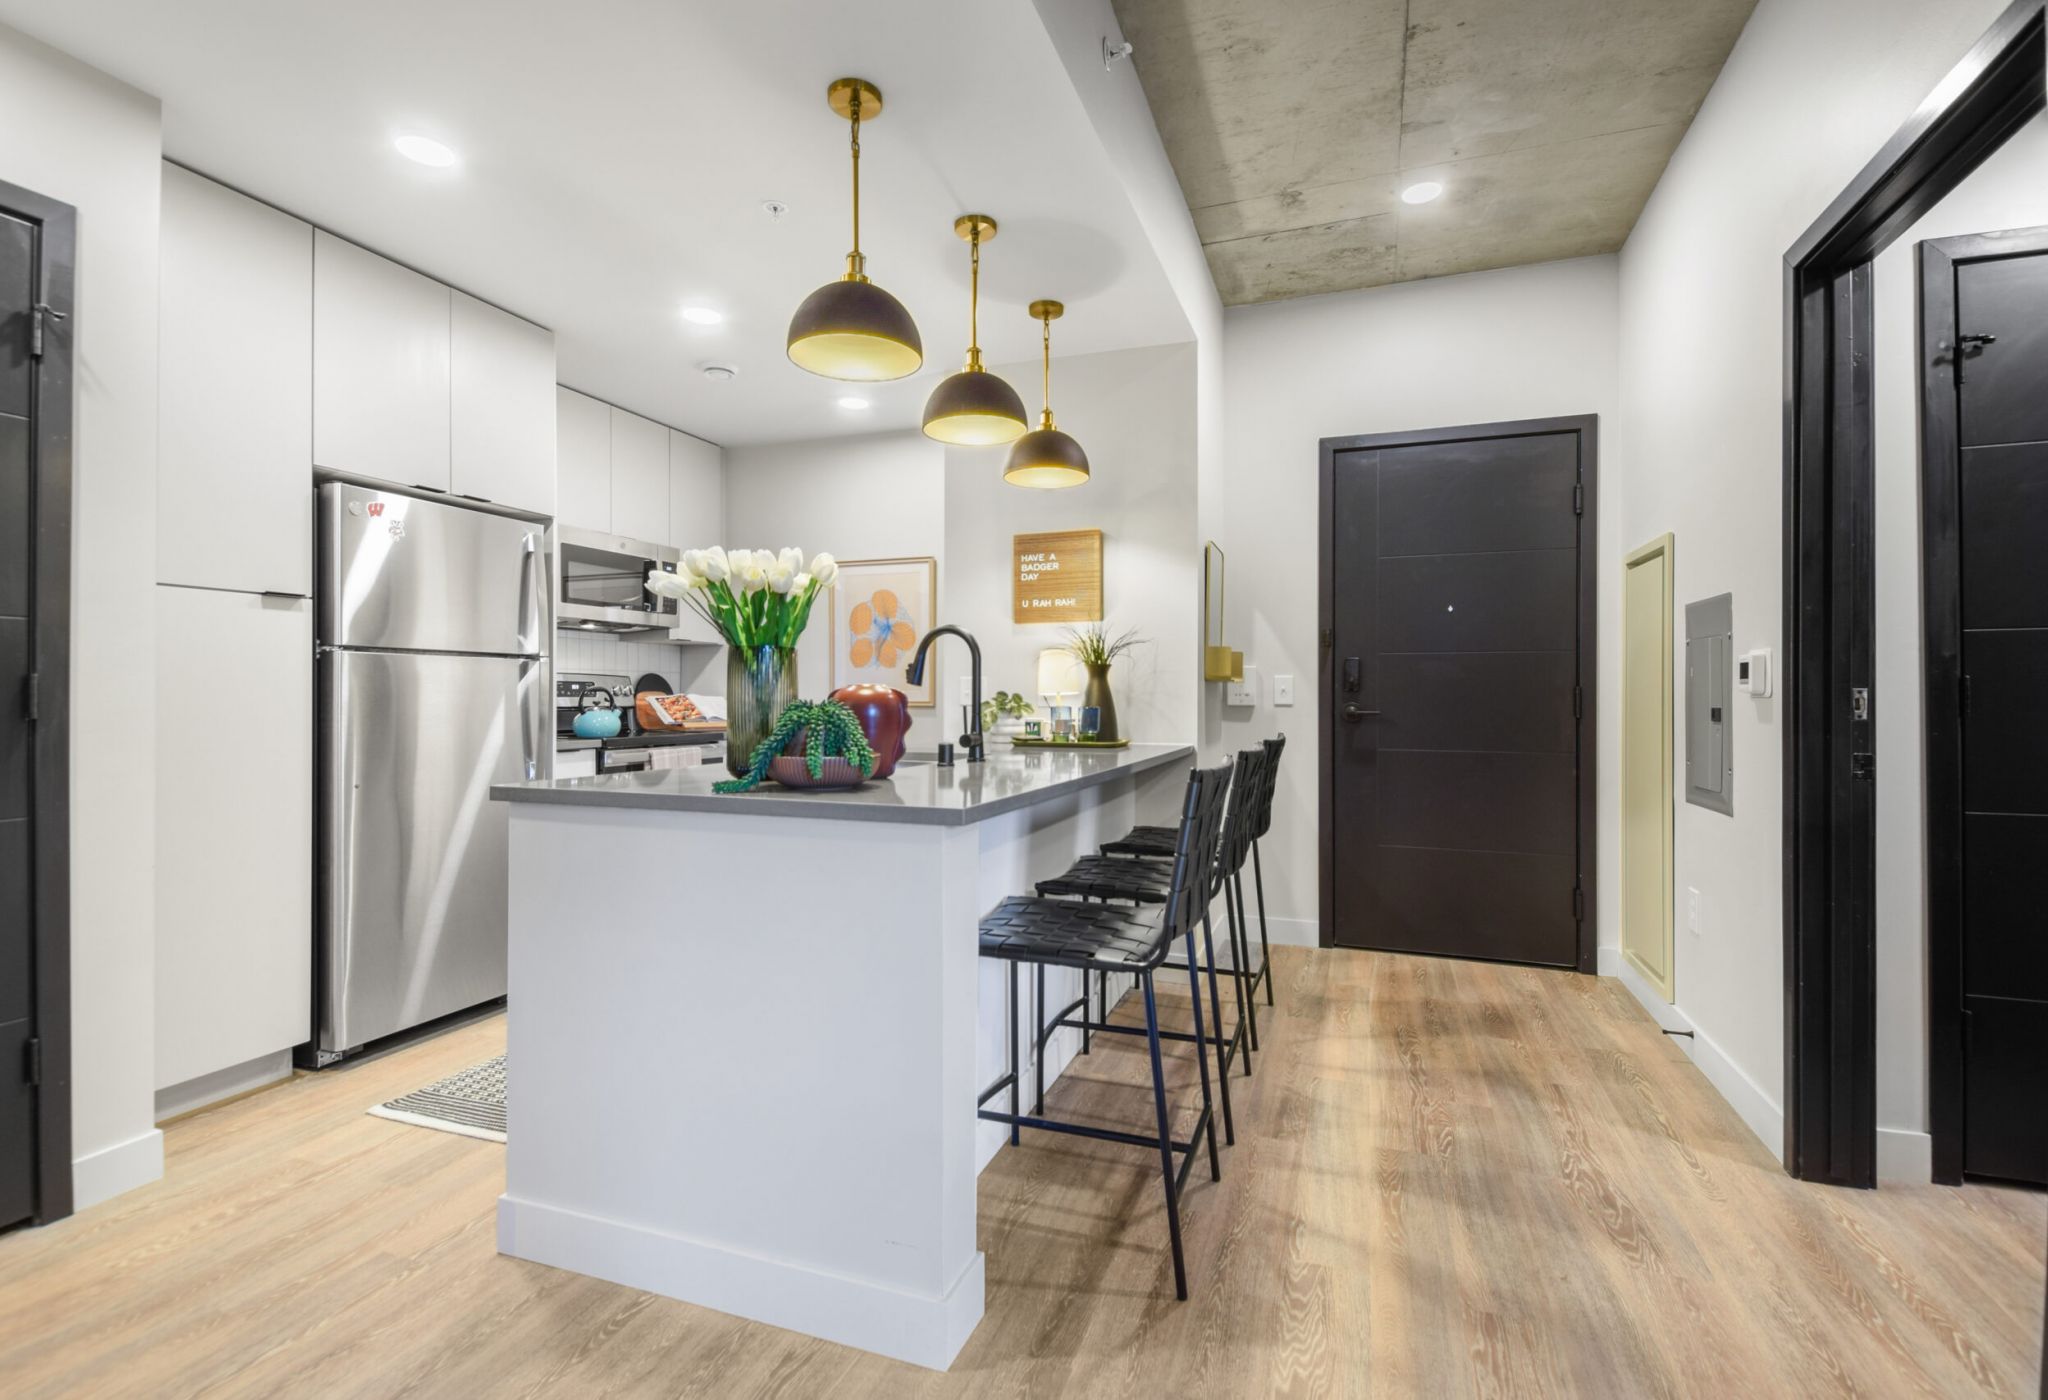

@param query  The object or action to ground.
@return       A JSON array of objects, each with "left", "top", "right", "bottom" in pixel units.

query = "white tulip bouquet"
[{"left": 646, "top": 548, "right": 838, "bottom": 651}]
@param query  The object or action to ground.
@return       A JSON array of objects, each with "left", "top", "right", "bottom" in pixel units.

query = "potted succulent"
[
  {"left": 648, "top": 548, "right": 837, "bottom": 777},
  {"left": 714, "top": 699, "right": 878, "bottom": 794},
  {"left": 980, "top": 689, "right": 1036, "bottom": 741}
]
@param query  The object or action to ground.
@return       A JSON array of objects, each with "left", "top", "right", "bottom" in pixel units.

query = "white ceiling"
[{"left": 0, "top": 0, "right": 1195, "bottom": 444}]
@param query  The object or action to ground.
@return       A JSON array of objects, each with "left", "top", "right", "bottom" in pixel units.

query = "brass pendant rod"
[
  {"left": 847, "top": 89, "right": 862, "bottom": 273},
  {"left": 1040, "top": 310, "right": 1053, "bottom": 427},
  {"left": 968, "top": 228, "right": 981, "bottom": 361}
]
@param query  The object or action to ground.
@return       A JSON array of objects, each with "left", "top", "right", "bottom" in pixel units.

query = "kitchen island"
[{"left": 489, "top": 743, "right": 1196, "bottom": 1370}]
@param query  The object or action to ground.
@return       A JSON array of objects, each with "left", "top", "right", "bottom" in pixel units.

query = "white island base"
[{"left": 491, "top": 745, "right": 1194, "bottom": 1370}]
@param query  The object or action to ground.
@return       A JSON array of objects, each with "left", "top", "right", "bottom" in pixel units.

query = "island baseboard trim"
[{"left": 496, "top": 1193, "right": 986, "bottom": 1371}]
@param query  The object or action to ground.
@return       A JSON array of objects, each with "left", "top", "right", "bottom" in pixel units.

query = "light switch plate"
[
  {"left": 957, "top": 675, "right": 972, "bottom": 708},
  {"left": 1225, "top": 665, "right": 1256, "bottom": 708},
  {"left": 1272, "top": 673, "right": 1295, "bottom": 707}
]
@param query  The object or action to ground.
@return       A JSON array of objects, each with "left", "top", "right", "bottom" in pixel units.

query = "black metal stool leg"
[
  {"left": 1141, "top": 972, "right": 1188, "bottom": 1301},
  {"left": 1007, "top": 960, "right": 1021, "bottom": 1146},
  {"left": 1200, "top": 907, "right": 1236, "bottom": 1144},
  {"left": 1034, "top": 964, "right": 1047, "bottom": 1115},
  {"left": 1231, "top": 871, "right": 1260, "bottom": 1056},
  {"left": 1253, "top": 841, "right": 1275, "bottom": 1007},
  {"left": 1182, "top": 923, "right": 1221, "bottom": 1182},
  {"left": 1081, "top": 967, "right": 1091, "bottom": 1055}
]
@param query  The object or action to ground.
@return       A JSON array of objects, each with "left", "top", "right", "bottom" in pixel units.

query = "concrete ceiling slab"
[{"left": 1111, "top": 0, "right": 1759, "bottom": 304}]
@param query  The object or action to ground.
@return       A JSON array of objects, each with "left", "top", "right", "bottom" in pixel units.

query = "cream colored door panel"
[{"left": 1622, "top": 534, "right": 1675, "bottom": 1000}]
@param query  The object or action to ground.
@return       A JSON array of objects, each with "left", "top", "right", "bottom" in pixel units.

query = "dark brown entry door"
[
  {"left": 1324, "top": 419, "right": 1592, "bottom": 966},
  {"left": 0, "top": 205, "right": 38, "bottom": 1229},
  {"left": 1951, "top": 239, "right": 2048, "bottom": 1186}
]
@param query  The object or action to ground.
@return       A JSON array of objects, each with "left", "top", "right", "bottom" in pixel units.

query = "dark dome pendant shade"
[
  {"left": 1004, "top": 299, "right": 1090, "bottom": 488},
  {"left": 787, "top": 78, "right": 923, "bottom": 382},
  {"left": 922, "top": 214, "right": 1028, "bottom": 445}
]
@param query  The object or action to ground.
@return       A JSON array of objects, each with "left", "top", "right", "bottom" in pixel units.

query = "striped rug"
[{"left": 368, "top": 1055, "right": 506, "bottom": 1142}]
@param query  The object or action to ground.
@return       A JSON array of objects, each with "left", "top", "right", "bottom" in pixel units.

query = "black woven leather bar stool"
[
  {"left": 975, "top": 762, "right": 1231, "bottom": 1300},
  {"left": 1064, "top": 742, "right": 1275, "bottom": 1064},
  {"left": 1245, "top": 734, "right": 1286, "bottom": 1007}
]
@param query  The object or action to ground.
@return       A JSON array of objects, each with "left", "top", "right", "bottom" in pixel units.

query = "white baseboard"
[
  {"left": 72, "top": 1128, "right": 165, "bottom": 1211},
  {"left": 155, "top": 1049, "right": 294, "bottom": 1122},
  {"left": 1598, "top": 947, "right": 1784, "bottom": 1165},
  {"left": 1877, "top": 1127, "right": 1932, "bottom": 1184},
  {"left": 1262, "top": 915, "right": 1319, "bottom": 948},
  {"left": 498, "top": 1194, "right": 984, "bottom": 1371}
]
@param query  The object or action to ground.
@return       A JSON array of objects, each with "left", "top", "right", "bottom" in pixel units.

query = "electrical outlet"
[
  {"left": 1686, "top": 886, "right": 1704, "bottom": 935},
  {"left": 1225, "top": 665, "right": 1257, "bottom": 708},
  {"left": 1272, "top": 673, "right": 1295, "bottom": 707}
]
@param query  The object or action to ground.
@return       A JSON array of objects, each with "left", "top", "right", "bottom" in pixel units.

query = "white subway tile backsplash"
[{"left": 553, "top": 629, "right": 721, "bottom": 694}]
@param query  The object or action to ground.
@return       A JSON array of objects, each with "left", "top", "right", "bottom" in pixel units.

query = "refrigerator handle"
[
  {"left": 520, "top": 657, "right": 546, "bottom": 781},
  {"left": 517, "top": 530, "right": 544, "bottom": 653}
]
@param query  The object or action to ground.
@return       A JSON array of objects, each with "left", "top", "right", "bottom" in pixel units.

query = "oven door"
[{"left": 558, "top": 527, "right": 680, "bottom": 632}]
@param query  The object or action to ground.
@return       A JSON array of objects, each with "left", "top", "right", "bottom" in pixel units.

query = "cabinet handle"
[
  {"left": 260, "top": 590, "right": 308, "bottom": 600},
  {"left": 457, "top": 493, "right": 493, "bottom": 504}
]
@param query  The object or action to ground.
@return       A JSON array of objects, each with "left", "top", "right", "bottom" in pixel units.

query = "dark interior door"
[
  {"left": 1952, "top": 241, "right": 2048, "bottom": 1186},
  {"left": 0, "top": 205, "right": 39, "bottom": 1229},
  {"left": 1324, "top": 420, "right": 1591, "bottom": 966}
]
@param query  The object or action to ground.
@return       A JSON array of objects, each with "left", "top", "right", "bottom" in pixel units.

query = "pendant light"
[
  {"left": 786, "top": 78, "right": 923, "bottom": 381},
  {"left": 921, "top": 215, "right": 1028, "bottom": 444},
  {"left": 1004, "top": 300, "right": 1090, "bottom": 488}
]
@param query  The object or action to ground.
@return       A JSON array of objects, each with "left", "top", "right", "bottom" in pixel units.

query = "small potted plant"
[
  {"left": 714, "top": 699, "right": 878, "bottom": 793},
  {"left": 1066, "top": 624, "right": 1146, "bottom": 744},
  {"left": 980, "top": 689, "right": 1036, "bottom": 742}
]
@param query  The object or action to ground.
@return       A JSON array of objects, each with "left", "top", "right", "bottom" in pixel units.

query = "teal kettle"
[{"left": 572, "top": 692, "right": 622, "bottom": 740}]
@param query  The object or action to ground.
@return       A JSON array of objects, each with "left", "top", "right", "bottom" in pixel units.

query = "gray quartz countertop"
[{"left": 492, "top": 743, "right": 1196, "bottom": 827}]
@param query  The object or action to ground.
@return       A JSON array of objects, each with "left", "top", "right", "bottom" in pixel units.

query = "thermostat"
[{"left": 1738, "top": 647, "right": 1773, "bottom": 697}]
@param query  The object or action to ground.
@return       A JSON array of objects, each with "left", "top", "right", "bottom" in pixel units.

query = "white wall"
[
  {"left": 945, "top": 343, "right": 1201, "bottom": 746},
  {"left": 1614, "top": 0, "right": 2025, "bottom": 1165},
  {"left": 0, "top": 21, "right": 164, "bottom": 1206},
  {"left": 1219, "top": 257, "right": 1622, "bottom": 948},
  {"left": 725, "top": 430, "right": 951, "bottom": 751},
  {"left": 1867, "top": 111, "right": 2048, "bottom": 1177}
]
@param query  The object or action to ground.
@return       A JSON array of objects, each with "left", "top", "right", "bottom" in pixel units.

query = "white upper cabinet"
[
  {"left": 159, "top": 166, "right": 313, "bottom": 595},
  {"left": 451, "top": 291, "right": 556, "bottom": 515},
  {"left": 667, "top": 430, "right": 724, "bottom": 643},
  {"left": 608, "top": 407, "right": 670, "bottom": 545},
  {"left": 555, "top": 387, "right": 611, "bottom": 532},
  {"left": 313, "top": 231, "right": 451, "bottom": 489}
]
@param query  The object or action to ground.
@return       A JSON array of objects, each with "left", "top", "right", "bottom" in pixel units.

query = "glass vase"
[{"left": 727, "top": 644, "right": 798, "bottom": 776}]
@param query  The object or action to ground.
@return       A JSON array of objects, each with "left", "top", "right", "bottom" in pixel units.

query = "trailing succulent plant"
[{"left": 713, "top": 699, "right": 878, "bottom": 794}]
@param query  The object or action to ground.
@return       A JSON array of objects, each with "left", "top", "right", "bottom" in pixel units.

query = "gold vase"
[
  {"left": 1082, "top": 662, "right": 1119, "bottom": 742},
  {"left": 727, "top": 645, "right": 798, "bottom": 777}
]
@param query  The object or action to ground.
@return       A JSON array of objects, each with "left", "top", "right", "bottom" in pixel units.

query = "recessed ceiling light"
[
  {"left": 701, "top": 364, "right": 737, "bottom": 382},
  {"left": 1401, "top": 181, "right": 1444, "bottom": 205},
  {"left": 837, "top": 396, "right": 871, "bottom": 410},
  {"left": 680, "top": 306, "right": 724, "bottom": 326},
  {"left": 394, "top": 133, "right": 459, "bottom": 168}
]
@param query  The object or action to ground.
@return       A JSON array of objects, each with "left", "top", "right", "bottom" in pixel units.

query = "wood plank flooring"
[{"left": 1, "top": 947, "right": 2040, "bottom": 1398}]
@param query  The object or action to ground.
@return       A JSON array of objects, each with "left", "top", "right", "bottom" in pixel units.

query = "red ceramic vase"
[{"left": 828, "top": 684, "right": 910, "bottom": 779}]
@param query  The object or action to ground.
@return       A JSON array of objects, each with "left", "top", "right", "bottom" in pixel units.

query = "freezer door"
[
  {"left": 318, "top": 648, "right": 548, "bottom": 1053},
  {"left": 318, "top": 481, "right": 548, "bottom": 654}
]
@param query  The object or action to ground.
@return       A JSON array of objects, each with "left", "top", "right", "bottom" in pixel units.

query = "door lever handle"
[{"left": 1343, "top": 705, "right": 1380, "bottom": 723}]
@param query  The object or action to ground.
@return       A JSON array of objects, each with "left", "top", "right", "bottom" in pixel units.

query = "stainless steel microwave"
[{"left": 557, "top": 526, "right": 681, "bottom": 633}]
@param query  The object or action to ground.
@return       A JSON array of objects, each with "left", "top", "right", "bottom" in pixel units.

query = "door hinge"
[
  {"left": 1572, "top": 482, "right": 1584, "bottom": 516},
  {"left": 1320, "top": 627, "right": 1333, "bottom": 651},
  {"left": 23, "top": 672, "right": 37, "bottom": 722},
  {"left": 29, "top": 302, "right": 65, "bottom": 359},
  {"left": 1959, "top": 673, "right": 1970, "bottom": 717},
  {"left": 1573, "top": 684, "right": 1583, "bottom": 720},
  {"left": 1572, "top": 883, "right": 1584, "bottom": 922},
  {"left": 1850, "top": 686, "right": 1870, "bottom": 722},
  {"left": 24, "top": 1037, "right": 41, "bottom": 1087},
  {"left": 1851, "top": 751, "right": 1875, "bottom": 780}
]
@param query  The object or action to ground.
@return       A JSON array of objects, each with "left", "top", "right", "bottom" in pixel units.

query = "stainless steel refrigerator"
[{"left": 313, "top": 481, "right": 550, "bottom": 1063}]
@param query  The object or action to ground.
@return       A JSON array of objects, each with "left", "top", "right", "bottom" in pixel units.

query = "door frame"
[
  {"left": 1316, "top": 413, "right": 1599, "bottom": 974},
  {"left": 1917, "top": 222, "right": 2048, "bottom": 1185},
  {"left": 1779, "top": 0, "right": 2044, "bottom": 1187},
  {"left": 1621, "top": 534, "right": 1676, "bottom": 1002},
  {"left": 1, "top": 176, "right": 76, "bottom": 1226}
]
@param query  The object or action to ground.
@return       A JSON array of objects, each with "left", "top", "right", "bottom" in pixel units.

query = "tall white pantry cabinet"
[{"left": 153, "top": 166, "right": 559, "bottom": 1105}]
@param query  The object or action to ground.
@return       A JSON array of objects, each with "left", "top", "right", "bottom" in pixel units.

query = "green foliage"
[
  {"left": 979, "top": 689, "right": 1036, "bottom": 728},
  {"left": 1066, "top": 623, "right": 1146, "bottom": 668},
  {"left": 713, "top": 699, "right": 878, "bottom": 794}
]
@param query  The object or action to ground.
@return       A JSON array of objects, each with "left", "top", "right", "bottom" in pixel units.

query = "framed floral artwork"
[{"left": 828, "top": 556, "right": 938, "bottom": 707}]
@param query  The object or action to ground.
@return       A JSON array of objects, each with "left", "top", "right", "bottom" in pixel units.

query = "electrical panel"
[{"left": 1685, "top": 593, "right": 1734, "bottom": 815}]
